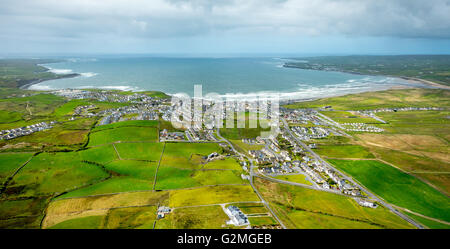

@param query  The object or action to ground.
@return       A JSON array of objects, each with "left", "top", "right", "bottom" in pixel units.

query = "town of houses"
[
  {"left": 98, "top": 106, "right": 159, "bottom": 126},
  {"left": 0, "top": 121, "right": 56, "bottom": 140},
  {"left": 4, "top": 89, "right": 413, "bottom": 210}
]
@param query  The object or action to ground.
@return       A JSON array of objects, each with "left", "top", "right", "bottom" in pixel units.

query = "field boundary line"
[
  {"left": 325, "top": 157, "right": 450, "bottom": 197},
  {"left": 47, "top": 203, "right": 158, "bottom": 218},
  {"left": 411, "top": 171, "right": 450, "bottom": 174},
  {"left": 152, "top": 142, "right": 166, "bottom": 190},
  {"left": 391, "top": 205, "right": 450, "bottom": 226},
  {"left": 51, "top": 183, "right": 252, "bottom": 202},
  {"left": 0, "top": 153, "right": 37, "bottom": 194},
  {"left": 173, "top": 201, "right": 263, "bottom": 210},
  {"left": 112, "top": 143, "right": 121, "bottom": 160},
  {"left": 89, "top": 125, "right": 158, "bottom": 134}
]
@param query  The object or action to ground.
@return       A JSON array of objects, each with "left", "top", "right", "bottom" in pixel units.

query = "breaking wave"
[
  {"left": 48, "top": 68, "right": 74, "bottom": 74},
  {"left": 80, "top": 72, "right": 98, "bottom": 77}
]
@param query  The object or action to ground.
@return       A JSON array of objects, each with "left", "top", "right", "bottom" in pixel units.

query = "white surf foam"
[
  {"left": 75, "top": 85, "right": 139, "bottom": 91},
  {"left": 28, "top": 84, "right": 54, "bottom": 91},
  {"left": 80, "top": 72, "right": 98, "bottom": 77},
  {"left": 48, "top": 68, "right": 74, "bottom": 74}
]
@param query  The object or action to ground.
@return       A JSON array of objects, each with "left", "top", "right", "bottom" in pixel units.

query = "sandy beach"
[{"left": 399, "top": 77, "right": 450, "bottom": 90}]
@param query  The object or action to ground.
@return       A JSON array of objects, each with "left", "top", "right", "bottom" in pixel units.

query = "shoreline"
[
  {"left": 19, "top": 62, "right": 446, "bottom": 103},
  {"left": 279, "top": 84, "right": 414, "bottom": 105},
  {"left": 398, "top": 77, "right": 450, "bottom": 90},
  {"left": 18, "top": 73, "right": 81, "bottom": 90},
  {"left": 283, "top": 64, "right": 450, "bottom": 90},
  {"left": 20, "top": 77, "right": 427, "bottom": 104},
  {"left": 19, "top": 61, "right": 81, "bottom": 90}
]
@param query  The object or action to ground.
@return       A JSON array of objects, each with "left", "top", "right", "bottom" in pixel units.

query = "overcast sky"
[{"left": 1, "top": 0, "right": 450, "bottom": 55}]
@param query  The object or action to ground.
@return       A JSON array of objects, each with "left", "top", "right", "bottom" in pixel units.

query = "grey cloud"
[{"left": 0, "top": 0, "right": 449, "bottom": 48}]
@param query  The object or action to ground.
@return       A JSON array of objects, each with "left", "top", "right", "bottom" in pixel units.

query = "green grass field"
[
  {"left": 0, "top": 153, "right": 33, "bottom": 184},
  {"left": 53, "top": 99, "right": 91, "bottom": 117},
  {"left": 57, "top": 177, "right": 154, "bottom": 199},
  {"left": 406, "top": 213, "right": 450, "bottom": 229},
  {"left": 79, "top": 145, "right": 119, "bottom": 165},
  {"left": 103, "top": 206, "right": 157, "bottom": 229},
  {"left": 7, "top": 152, "right": 109, "bottom": 197},
  {"left": 155, "top": 205, "right": 229, "bottom": 229},
  {"left": 279, "top": 208, "right": 381, "bottom": 229},
  {"left": 88, "top": 127, "right": 158, "bottom": 146},
  {"left": 1, "top": 123, "right": 89, "bottom": 150},
  {"left": 201, "top": 157, "right": 243, "bottom": 170},
  {"left": 374, "top": 110, "right": 450, "bottom": 137},
  {"left": 220, "top": 127, "right": 270, "bottom": 140},
  {"left": 0, "top": 93, "right": 66, "bottom": 116},
  {"left": 233, "top": 203, "right": 268, "bottom": 214},
  {"left": 0, "top": 110, "right": 23, "bottom": 123},
  {"left": 92, "top": 120, "right": 158, "bottom": 131},
  {"left": 0, "top": 196, "right": 49, "bottom": 220},
  {"left": 169, "top": 185, "right": 259, "bottom": 207},
  {"left": 313, "top": 145, "right": 375, "bottom": 159},
  {"left": 155, "top": 166, "right": 245, "bottom": 190},
  {"left": 114, "top": 142, "right": 164, "bottom": 161},
  {"left": 284, "top": 89, "right": 450, "bottom": 110},
  {"left": 154, "top": 167, "right": 199, "bottom": 190},
  {"left": 48, "top": 215, "right": 105, "bottom": 229},
  {"left": 230, "top": 139, "right": 265, "bottom": 155},
  {"left": 161, "top": 143, "right": 221, "bottom": 169},
  {"left": 248, "top": 216, "right": 279, "bottom": 227},
  {"left": 104, "top": 160, "right": 158, "bottom": 179},
  {"left": 328, "top": 159, "right": 450, "bottom": 222},
  {"left": 0, "top": 196, "right": 50, "bottom": 229},
  {"left": 320, "top": 111, "right": 380, "bottom": 124},
  {"left": 255, "top": 178, "right": 415, "bottom": 229},
  {"left": 273, "top": 174, "right": 312, "bottom": 185}
]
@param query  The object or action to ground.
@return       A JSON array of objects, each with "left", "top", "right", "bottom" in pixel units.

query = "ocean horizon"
[{"left": 29, "top": 57, "right": 429, "bottom": 100}]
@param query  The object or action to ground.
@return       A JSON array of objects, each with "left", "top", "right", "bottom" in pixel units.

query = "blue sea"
[{"left": 31, "top": 57, "right": 427, "bottom": 100}]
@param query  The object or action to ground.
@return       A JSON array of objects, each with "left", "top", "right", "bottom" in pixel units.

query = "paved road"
[
  {"left": 216, "top": 128, "right": 287, "bottom": 229},
  {"left": 281, "top": 117, "right": 425, "bottom": 229}
]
